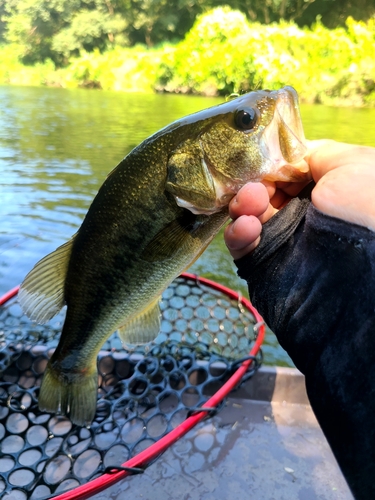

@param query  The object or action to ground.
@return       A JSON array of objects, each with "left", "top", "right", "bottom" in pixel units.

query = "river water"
[{"left": 0, "top": 85, "right": 374, "bottom": 366}]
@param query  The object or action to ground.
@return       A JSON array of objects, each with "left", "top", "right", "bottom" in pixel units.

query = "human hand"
[{"left": 224, "top": 140, "right": 375, "bottom": 260}]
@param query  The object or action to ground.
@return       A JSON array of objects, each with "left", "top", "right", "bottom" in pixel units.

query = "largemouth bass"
[{"left": 19, "top": 86, "right": 309, "bottom": 426}]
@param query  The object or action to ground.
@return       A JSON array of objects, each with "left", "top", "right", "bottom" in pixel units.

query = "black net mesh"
[{"left": 0, "top": 275, "right": 262, "bottom": 499}]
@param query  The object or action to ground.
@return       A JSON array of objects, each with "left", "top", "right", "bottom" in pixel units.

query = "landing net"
[{"left": 0, "top": 273, "right": 264, "bottom": 499}]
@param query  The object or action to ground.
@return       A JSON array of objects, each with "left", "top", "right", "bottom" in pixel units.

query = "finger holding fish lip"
[
  {"left": 229, "top": 183, "right": 269, "bottom": 219},
  {"left": 228, "top": 182, "right": 278, "bottom": 225},
  {"left": 226, "top": 183, "right": 275, "bottom": 259},
  {"left": 223, "top": 137, "right": 337, "bottom": 266},
  {"left": 225, "top": 176, "right": 310, "bottom": 260}
]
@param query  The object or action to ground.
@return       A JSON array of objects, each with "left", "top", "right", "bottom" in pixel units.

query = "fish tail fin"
[{"left": 39, "top": 362, "right": 98, "bottom": 427}]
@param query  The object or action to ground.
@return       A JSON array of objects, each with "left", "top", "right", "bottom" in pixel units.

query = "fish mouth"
[{"left": 261, "top": 86, "right": 310, "bottom": 182}]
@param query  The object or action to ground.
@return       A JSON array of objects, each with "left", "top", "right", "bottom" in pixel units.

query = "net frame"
[{"left": 0, "top": 272, "right": 265, "bottom": 499}]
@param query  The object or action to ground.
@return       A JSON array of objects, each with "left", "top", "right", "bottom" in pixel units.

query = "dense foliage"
[
  {"left": 156, "top": 8, "right": 375, "bottom": 105},
  {"left": 0, "top": 7, "right": 374, "bottom": 106},
  {"left": 0, "top": 0, "right": 374, "bottom": 62}
]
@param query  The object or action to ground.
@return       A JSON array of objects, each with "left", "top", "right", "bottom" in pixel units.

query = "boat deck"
[{"left": 91, "top": 366, "right": 353, "bottom": 499}]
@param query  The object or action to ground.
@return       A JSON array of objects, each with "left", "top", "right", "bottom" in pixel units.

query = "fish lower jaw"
[
  {"left": 174, "top": 183, "right": 236, "bottom": 215},
  {"left": 174, "top": 196, "right": 217, "bottom": 215}
]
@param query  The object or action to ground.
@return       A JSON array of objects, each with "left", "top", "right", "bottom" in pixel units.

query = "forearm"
[{"left": 235, "top": 197, "right": 375, "bottom": 499}]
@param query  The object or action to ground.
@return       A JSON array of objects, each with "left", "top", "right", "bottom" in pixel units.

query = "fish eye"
[{"left": 234, "top": 108, "right": 258, "bottom": 131}]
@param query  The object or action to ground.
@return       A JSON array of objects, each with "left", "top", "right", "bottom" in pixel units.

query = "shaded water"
[{"left": 1, "top": 85, "right": 374, "bottom": 366}]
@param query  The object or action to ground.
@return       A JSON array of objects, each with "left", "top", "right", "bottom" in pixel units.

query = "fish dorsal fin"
[
  {"left": 18, "top": 236, "right": 75, "bottom": 324},
  {"left": 118, "top": 297, "right": 161, "bottom": 345}
]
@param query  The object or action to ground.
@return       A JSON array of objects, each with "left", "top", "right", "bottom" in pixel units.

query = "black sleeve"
[{"left": 235, "top": 194, "right": 375, "bottom": 500}]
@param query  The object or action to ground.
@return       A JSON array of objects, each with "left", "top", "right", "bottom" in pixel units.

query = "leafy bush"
[
  {"left": 156, "top": 7, "right": 375, "bottom": 106},
  {"left": 0, "top": 44, "right": 57, "bottom": 86},
  {"left": 60, "top": 46, "right": 163, "bottom": 92}
]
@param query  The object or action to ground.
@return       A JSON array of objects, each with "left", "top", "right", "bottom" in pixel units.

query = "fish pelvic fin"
[
  {"left": 39, "top": 361, "right": 98, "bottom": 427},
  {"left": 118, "top": 297, "right": 161, "bottom": 345},
  {"left": 18, "top": 236, "right": 76, "bottom": 323}
]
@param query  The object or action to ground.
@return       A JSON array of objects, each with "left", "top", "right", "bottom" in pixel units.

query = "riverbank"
[{"left": 0, "top": 8, "right": 374, "bottom": 106}]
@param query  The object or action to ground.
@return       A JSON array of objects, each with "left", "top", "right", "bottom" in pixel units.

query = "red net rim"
[{"left": 0, "top": 272, "right": 265, "bottom": 499}]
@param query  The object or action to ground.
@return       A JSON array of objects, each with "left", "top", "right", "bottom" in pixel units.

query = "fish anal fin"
[
  {"left": 118, "top": 297, "right": 161, "bottom": 345},
  {"left": 39, "top": 361, "right": 98, "bottom": 427},
  {"left": 18, "top": 236, "right": 75, "bottom": 323}
]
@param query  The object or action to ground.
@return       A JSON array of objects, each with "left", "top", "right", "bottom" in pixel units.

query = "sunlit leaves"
[{"left": 156, "top": 7, "right": 375, "bottom": 104}]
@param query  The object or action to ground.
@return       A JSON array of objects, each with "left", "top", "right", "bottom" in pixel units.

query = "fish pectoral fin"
[
  {"left": 140, "top": 219, "right": 190, "bottom": 262},
  {"left": 141, "top": 210, "right": 201, "bottom": 262},
  {"left": 39, "top": 361, "right": 98, "bottom": 427},
  {"left": 18, "top": 236, "right": 76, "bottom": 323},
  {"left": 118, "top": 297, "right": 161, "bottom": 345}
]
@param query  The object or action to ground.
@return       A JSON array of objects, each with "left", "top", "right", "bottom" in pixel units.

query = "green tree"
[
  {"left": 217, "top": 0, "right": 375, "bottom": 26},
  {"left": 52, "top": 8, "right": 128, "bottom": 58},
  {"left": 123, "top": 0, "right": 207, "bottom": 47},
  {"left": 229, "top": 0, "right": 318, "bottom": 24},
  {"left": 0, "top": 1, "right": 7, "bottom": 42},
  {"left": 299, "top": 0, "right": 375, "bottom": 28},
  {"left": 1, "top": 0, "right": 208, "bottom": 54},
  {"left": 2, "top": 0, "right": 128, "bottom": 64}
]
